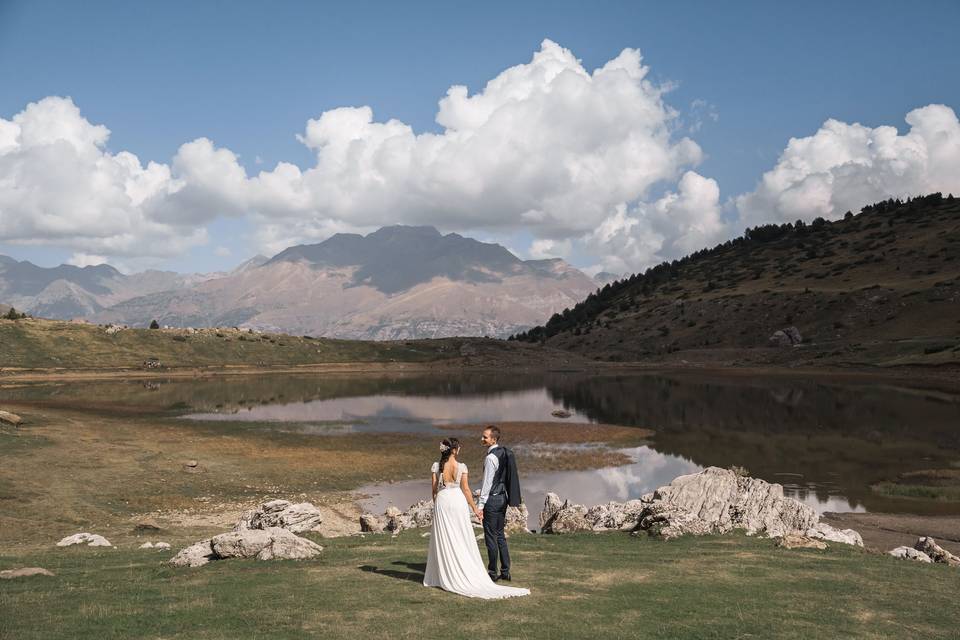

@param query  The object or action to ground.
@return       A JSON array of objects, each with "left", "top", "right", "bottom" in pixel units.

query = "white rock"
[
  {"left": 234, "top": 499, "right": 324, "bottom": 534},
  {"left": 139, "top": 542, "right": 155, "bottom": 549},
  {"left": 154, "top": 542, "right": 171, "bottom": 549},
  {"left": 211, "top": 527, "right": 323, "bottom": 561},
  {"left": 914, "top": 536, "right": 960, "bottom": 566},
  {"left": 170, "top": 539, "right": 216, "bottom": 567},
  {"left": 56, "top": 533, "right": 112, "bottom": 547},
  {"left": 633, "top": 467, "right": 819, "bottom": 540},
  {"left": 805, "top": 522, "right": 864, "bottom": 547},
  {"left": 889, "top": 546, "right": 933, "bottom": 563}
]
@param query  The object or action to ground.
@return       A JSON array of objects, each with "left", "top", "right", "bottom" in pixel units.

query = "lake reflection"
[{"left": 4, "top": 369, "right": 958, "bottom": 516}]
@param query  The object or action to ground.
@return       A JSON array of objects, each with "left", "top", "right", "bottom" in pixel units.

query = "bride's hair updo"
[{"left": 437, "top": 437, "right": 460, "bottom": 477}]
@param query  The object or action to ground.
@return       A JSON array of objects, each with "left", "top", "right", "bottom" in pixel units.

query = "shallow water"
[{"left": 5, "top": 370, "right": 959, "bottom": 519}]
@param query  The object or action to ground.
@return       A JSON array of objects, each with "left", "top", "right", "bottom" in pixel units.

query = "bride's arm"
[
  {"left": 431, "top": 471, "right": 439, "bottom": 501},
  {"left": 460, "top": 472, "right": 482, "bottom": 519}
]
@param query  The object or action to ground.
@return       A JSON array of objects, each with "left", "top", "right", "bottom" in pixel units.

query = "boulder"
[
  {"left": 889, "top": 546, "right": 933, "bottom": 563},
  {"left": 769, "top": 326, "right": 802, "bottom": 347},
  {"left": 0, "top": 410, "right": 22, "bottom": 427},
  {"left": 631, "top": 467, "right": 819, "bottom": 540},
  {"left": 234, "top": 499, "right": 324, "bottom": 534},
  {"left": 549, "top": 503, "right": 592, "bottom": 533},
  {"left": 805, "top": 522, "right": 864, "bottom": 547},
  {"left": 551, "top": 409, "right": 572, "bottom": 419},
  {"left": 539, "top": 493, "right": 565, "bottom": 531},
  {"left": 170, "top": 539, "right": 217, "bottom": 567},
  {"left": 359, "top": 513, "right": 386, "bottom": 533},
  {"left": 211, "top": 527, "right": 322, "bottom": 561},
  {"left": 777, "top": 534, "right": 827, "bottom": 550},
  {"left": 914, "top": 537, "right": 960, "bottom": 567},
  {"left": 171, "top": 529, "right": 322, "bottom": 568},
  {"left": 1, "top": 567, "right": 55, "bottom": 579},
  {"left": 540, "top": 495, "right": 591, "bottom": 534},
  {"left": 56, "top": 533, "right": 112, "bottom": 547}
]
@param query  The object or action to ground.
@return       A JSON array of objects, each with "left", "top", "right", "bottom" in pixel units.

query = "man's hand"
[{"left": 474, "top": 507, "right": 484, "bottom": 520}]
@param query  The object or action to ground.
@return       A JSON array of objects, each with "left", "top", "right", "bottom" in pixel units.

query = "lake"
[{"left": 4, "top": 370, "right": 959, "bottom": 526}]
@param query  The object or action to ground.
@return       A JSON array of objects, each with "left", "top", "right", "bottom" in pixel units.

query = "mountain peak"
[{"left": 267, "top": 225, "right": 525, "bottom": 293}]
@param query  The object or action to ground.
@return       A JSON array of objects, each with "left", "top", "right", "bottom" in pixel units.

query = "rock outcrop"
[
  {"left": 0, "top": 410, "right": 22, "bottom": 427},
  {"left": 537, "top": 468, "right": 862, "bottom": 546},
  {"left": 56, "top": 533, "right": 112, "bottom": 547},
  {"left": 914, "top": 537, "right": 960, "bottom": 567},
  {"left": 632, "top": 467, "right": 819, "bottom": 540},
  {"left": 234, "top": 499, "right": 324, "bottom": 534},
  {"left": 889, "top": 547, "right": 933, "bottom": 563},
  {"left": 170, "top": 528, "right": 322, "bottom": 568},
  {"left": 1, "top": 567, "right": 55, "bottom": 579}
]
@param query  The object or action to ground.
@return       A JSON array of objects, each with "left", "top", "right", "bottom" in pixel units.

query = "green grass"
[
  {"left": 872, "top": 482, "right": 960, "bottom": 502},
  {"left": 2, "top": 532, "right": 958, "bottom": 639},
  {"left": 0, "top": 318, "right": 473, "bottom": 370}
]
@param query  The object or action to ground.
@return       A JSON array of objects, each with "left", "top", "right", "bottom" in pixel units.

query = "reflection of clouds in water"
[
  {"left": 522, "top": 446, "right": 701, "bottom": 506},
  {"left": 360, "top": 446, "right": 870, "bottom": 529},
  {"left": 186, "top": 389, "right": 592, "bottom": 424}
]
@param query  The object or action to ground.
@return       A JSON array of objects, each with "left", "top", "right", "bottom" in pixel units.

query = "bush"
[{"left": 149, "top": 319, "right": 160, "bottom": 329}]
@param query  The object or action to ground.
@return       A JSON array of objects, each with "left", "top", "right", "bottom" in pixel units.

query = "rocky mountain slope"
[
  {"left": 2, "top": 226, "right": 597, "bottom": 340},
  {"left": 513, "top": 193, "right": 960, "bottom": 368}
]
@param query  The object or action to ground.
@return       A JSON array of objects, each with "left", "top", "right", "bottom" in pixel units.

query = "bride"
[{"left": 423, "top": 438, "right": 530, "bottom": 599}]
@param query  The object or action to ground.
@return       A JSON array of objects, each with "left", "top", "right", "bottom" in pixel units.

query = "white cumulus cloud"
[
  {"left": 584, "top": 170, "right": 726, "bottom": 274},
  {"left": 0, "top": 96, "right": 207, "bottom": 259},
  {"left": 736, "top": 104, "right": 960, "bottom": 225}
]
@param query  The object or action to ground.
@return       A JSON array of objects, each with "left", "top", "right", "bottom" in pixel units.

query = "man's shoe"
[
  {"left": 488, "top": 572, "right": 499, "bottom": 582},
  {"left": 499, "top": 572, "right": 511, "bottom": 582}
]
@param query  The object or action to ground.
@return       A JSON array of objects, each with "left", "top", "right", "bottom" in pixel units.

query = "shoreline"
[{"left": 2, "top": 359, "right": 958, "bottom": 391}]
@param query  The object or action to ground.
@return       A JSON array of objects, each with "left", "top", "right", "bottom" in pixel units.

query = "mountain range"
[{"left": 0, "top": 226, "right": 607, "bottom": 339}]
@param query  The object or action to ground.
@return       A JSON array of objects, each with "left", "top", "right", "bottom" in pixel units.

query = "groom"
[{"left": 477, "top": 425, "right": 521, "bottom": 582}]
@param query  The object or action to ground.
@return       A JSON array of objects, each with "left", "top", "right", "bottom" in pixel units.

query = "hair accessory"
[{"left": 439, "top": 443, "right": 450, "bottom": 452}]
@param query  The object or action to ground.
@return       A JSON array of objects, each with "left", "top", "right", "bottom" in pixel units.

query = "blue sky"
[{"left": 1, "top": 0, "right": 958, "bottom": 274}]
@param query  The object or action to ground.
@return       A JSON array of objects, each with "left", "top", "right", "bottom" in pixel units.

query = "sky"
[{"left": 1, "top": 0, "right": 959, "bottom": 275}]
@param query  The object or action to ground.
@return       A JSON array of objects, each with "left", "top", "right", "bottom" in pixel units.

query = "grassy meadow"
[{"left": 3, "top": 531, "right": 960, "bottom": 639}]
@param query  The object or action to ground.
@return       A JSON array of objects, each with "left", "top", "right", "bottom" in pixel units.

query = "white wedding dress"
[{"left": 423, "top": 461, "right": 530, "bottom": 599}]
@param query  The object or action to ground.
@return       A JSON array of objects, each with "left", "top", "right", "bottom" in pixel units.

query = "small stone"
[
  {"left": 139, "top": 542, "right": 155, "bottom": 549},
  {"left": 0, "top": 410, "right": 22, "bottom": 427},
  {"left": 550, "top": 409, "right": 572, "bottom": 419},
  {"left": 1, "top": 567, "right": 55, "bottom": 579},
  {"left": 186, "top": 460, "right": 198, "bottom": 467}
]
